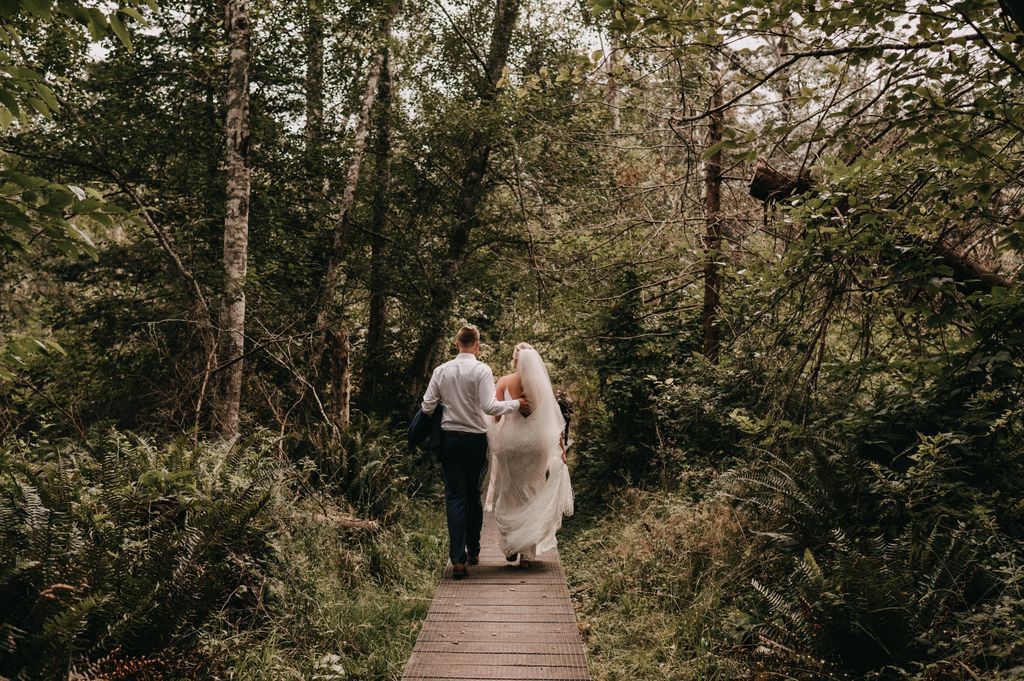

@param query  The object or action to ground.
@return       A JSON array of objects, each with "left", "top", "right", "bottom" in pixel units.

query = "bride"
[{"left": 486, "top": 343, "right": 574, "bottom": 567}]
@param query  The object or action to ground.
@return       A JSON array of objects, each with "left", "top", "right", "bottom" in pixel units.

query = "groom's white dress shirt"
[{"left": 421, "top": 352, "right": 520, "bottom": 434}]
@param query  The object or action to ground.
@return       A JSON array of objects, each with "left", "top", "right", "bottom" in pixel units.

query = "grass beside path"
[
  {"left": 560, "top": 486, "right": 748, "bottom": 680},
  {"left": 209, "top": 500, "right": 446, "bottom": 680}
]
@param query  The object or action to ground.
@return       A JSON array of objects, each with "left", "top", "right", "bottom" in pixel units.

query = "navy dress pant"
[{"left": 439, "top": 431, "right": 488, "bottom": 565}]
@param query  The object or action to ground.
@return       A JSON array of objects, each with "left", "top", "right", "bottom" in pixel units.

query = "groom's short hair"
[{"left": 456, "top": 325, "right": 480, "bottom": 348}]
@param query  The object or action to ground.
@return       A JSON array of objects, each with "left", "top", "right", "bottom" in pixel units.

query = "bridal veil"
[{"left": 486, "top": 347, "right": 574, "bottom": 559}]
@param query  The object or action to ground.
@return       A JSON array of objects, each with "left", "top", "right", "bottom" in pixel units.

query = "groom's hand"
[{"left": 518, "top": 396, "right": 532, "bottom": 416}]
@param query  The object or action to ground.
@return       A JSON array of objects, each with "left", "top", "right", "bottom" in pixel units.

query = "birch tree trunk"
[
  {"left": 359, "top": 45, "right": 393, "bottom": 413},
  {"left": 215, "top": 0, "right": 253, "bottom": 439},
  {"left": 317, "top": 48, "right": 386, "bottom": 309},
  {"left": 407, "top": 0, "right": 521, "bottom": 397},
  {"left": 701, "top": 86, "right": 724, "bottom": 363},
  {"left": 606, "top": 34, "right": 621, "bottom": 134}
]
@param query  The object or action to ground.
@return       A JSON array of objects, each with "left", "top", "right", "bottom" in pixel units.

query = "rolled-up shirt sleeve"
[
  {"left": 421, "top": 367, "right": 441, "bottom": 415},
  {"left": 478, "top": 365, "right": 519, "bottom": 416}
]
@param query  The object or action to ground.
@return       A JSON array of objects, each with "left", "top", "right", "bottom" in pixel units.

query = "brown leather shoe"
[
  {"left": 452, "top": 562, "right": 468, "bottom": 580},
  {"left": 468, "top": 552, "right": 480, "bottom": 566}
]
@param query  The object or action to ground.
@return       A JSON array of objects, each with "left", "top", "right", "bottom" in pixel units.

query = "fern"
[
  {"left": 0, "top": 430, "right": 284, "bottom": 677},
  {"left": 726, "top": 444, "right": 993, "bottom": 676}
]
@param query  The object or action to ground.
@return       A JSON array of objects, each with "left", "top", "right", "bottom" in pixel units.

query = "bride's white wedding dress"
[{"left": 485, "top": 349, "right": 574, "bottom": 560}]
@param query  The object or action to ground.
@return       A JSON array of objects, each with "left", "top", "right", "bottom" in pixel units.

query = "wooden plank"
[
  {"left": 413, "top": 641, "right": 583, "bottom": 655},
  {"left": 403, "top": 665, "right": 589, "bottom": 680},
  {"left": 401, "top": 512, "right": 590, "bottom": 680}
]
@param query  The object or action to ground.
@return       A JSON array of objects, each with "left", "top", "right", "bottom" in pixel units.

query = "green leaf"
[
  {"left": 47, "top": 189, "right": 74, "bottom": 211},
  {"left": 34, "top": 83, "right": 58, "bottom": 111},
  {"left": 2, "top": 64, "right": 39, "bottom": 80},
  {"left": 73, "top": 197, "right": 103, "bottom": 213},
  {"left": 109, "top": 13, "right": 132, "bottom": 51},
  {"left": 0, "top": 87, "right": 21, "bottom": 117},
  {"left": 86, "top": 9, "right": 108, "bottom": 40},
  {"left": 118, "top": 6, "right": 146, "bottom": 23},
  {"left": 5, "top": 171, "right": 46, "bottom": 188},
  {"left": 27, "top": 96, "right": 49, "bottom": 117},
  {"left": 19, "top": 0, "right": 52, "bottom": 20},
  {"left": 702, "top": 140, "right": 735, "bottom": 159},
  {"left": 89, "top": 211, "right": 113, "bottom": 227}
]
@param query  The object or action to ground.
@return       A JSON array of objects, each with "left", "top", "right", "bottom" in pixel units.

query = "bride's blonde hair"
[{"left": 511, "top": 342, "right": 534, "bottom": 370}]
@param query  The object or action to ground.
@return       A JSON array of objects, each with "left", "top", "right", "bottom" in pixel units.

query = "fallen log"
[
  {"left": 749, "top": 161, "right": 812, "bottom": 203},
  {"left": 310, "top": 511, "right": 379, "bottom": 531},
  {"left": 748, "top": 161, "right": 1013, "bottom": 292}
]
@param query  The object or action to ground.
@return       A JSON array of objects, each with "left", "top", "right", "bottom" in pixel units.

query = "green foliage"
[
  {"left": 1, "top": 0, "right": 1023, "bottom": 676},
  {"left": 0, "top": 0, "right": 152, "bottom": 384},
  {"left": 561, "top": 489, "right": 748, "bottom": 680},
  {"left": 0, "top": 430, "right": 281, "bottom": 677},
  {"left": 579, "top": 267, "right": 662, "bottom": 485},
  {"left": 0, "top": 428, "right": 447, "bottom": 678},
  {"left": 566, "top": 438, "right": 1023, "bottom": 679},
  {"left": 206, "top": 502, "right": 445, "bottom": 680},
  {"left": 0, "top": 0, "right": 151, "bottom": 256},
  {"left": 723, "top": 447, "right": 1018, "bottom": 677},
  {"left": 285, "top": 417, "right": 415, "bottom": 524}
]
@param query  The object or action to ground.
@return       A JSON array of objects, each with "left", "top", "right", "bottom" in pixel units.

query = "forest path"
[{"left": 401, "top": 512, "right": 591, "bottom": 680}]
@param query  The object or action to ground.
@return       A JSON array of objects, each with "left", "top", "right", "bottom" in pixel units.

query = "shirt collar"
[{"left": 456, "top": 352, "right": 477, "bottom": 361}]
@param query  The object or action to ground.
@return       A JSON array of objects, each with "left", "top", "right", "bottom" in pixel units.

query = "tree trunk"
[
  {"left": 359, "top": 46, "right": 393, "bottom": 413},
  {"left": 304, "top": 0, "right": 324, "bottom": 159},
  {"left": 302, "top": 0, "right": 327, "bottom": 287},
  {"left": 701, "top": 86, "right": 724, "bottom": 363},
  {"left": 317, "top": 49, "right": 386, "bottom": 315},
  {"left": 306, "top": 7, "right": 397, "bottom": 428},
  {"left": 215, "top": 0, "right": 253, "bottom": 439},
  {"left": 407, "top": 0, "right": 521, "bottom": 397},
  {"left": 606, "top": 34, "right": 621, "bottom": 134},
  {"left": 327, "top": 327, "right": 351, "bottom": 428}
]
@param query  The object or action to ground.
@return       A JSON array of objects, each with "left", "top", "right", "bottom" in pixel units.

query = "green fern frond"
[{"left": 41, "top": 592, "right": 111, "bottom": 653}]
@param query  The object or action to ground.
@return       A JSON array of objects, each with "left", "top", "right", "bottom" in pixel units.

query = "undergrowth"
[
  {"left": 204, "top": 501, "right": 445, "bottom": 680},
  {"left": 0, "top": 427, "right": 445, "bottom": 680},
  {"left": 562, "top": 486, "right": 747, "bottom": 680},
  {"left": 563, "top": 451, "right": 1024, "bottom": 680}
]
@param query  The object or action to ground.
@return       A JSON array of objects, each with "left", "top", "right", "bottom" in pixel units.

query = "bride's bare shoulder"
[{"left": 496, "top": 373, "right": 522, "bottom": 393}]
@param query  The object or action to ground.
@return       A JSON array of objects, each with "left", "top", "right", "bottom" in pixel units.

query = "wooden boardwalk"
[{"left": 402, "top": 512, "right": 590, "bottom": 680}]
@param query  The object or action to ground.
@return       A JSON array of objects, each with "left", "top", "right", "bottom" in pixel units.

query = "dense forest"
[{"left": 2, "top": 0, "right": 1023, "bottom": 678}]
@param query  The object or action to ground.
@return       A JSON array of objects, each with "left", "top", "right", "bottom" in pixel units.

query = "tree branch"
[{"left": 673, "top": 35, "right": 986, "bottom": 123}]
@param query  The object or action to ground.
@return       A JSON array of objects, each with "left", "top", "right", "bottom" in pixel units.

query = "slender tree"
[
  {"left": 701, "top": 85, "right": 724, "bottom": 363},
  {"left": 407, "top": 0, "right": 522, "bottom": 396},
  {"left": 307, "top": 5, "right": 398, "bottom": 428},
  {"left": 360, "top": 45, "right": 394, "bottom": 413},
  {"left": 215, "top": 0, "right": 253, "bottom": 438},
  {"left": 304, "top": 0, "right": 325, "bottom": 159}
]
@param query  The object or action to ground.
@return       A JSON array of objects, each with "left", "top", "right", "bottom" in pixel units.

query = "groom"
[{"left": 420, "top": 325, "right": 531, "bottom": 579}]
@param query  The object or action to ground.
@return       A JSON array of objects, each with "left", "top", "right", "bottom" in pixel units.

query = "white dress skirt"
[{"left": 485, "top": 389, "right": 574, "bottom": 560}]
